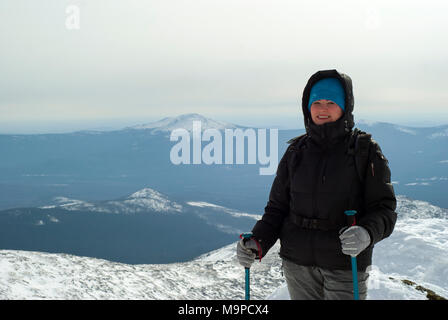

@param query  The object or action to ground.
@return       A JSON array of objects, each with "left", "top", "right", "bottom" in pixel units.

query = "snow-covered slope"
[
  {"left": 1, "top": 195, "right": 447, "bottom": 300},
  {"left": 126, "top": 113, "right": 240, "bottom": 133},
  {"left": 186, "top": 201, "right": 262, "bottom": 235},
  {"left": 186, "top": 201, "right": 261, "bottom": 221},
  {"left": 0, "top": 242, "right": 283, "bottom": 300},
  {"left": 368, "top": 196, "right": 448, "bottom": 299}
]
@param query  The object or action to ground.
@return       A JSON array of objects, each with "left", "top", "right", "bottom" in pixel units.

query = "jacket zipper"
[
  {"left": 312, "top": 153, "right": 325, "bottom": 216},
  {"left": 322, "top": 158, "right": 328, "bottom": 184}
]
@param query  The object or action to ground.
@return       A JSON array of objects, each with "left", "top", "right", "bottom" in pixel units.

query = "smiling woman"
[
  {"left": 310, "top": 100, "right": 344, "bottom": 125},
  {"left": 307, "top": 76, "right": 346, "bottom": 126},
  {"left": 237, "top": 69, "right": 398, "bottom": 301}
]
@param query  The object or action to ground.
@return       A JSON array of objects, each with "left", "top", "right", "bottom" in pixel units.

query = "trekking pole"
[
  {"left": 240, "top": 232, "right": 253, "bottom": 300},
  {"left": 344, "top": 210, "right": 360, "bottom": 300}
]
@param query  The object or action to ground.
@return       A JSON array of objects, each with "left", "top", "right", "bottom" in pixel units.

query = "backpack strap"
[
  {"left": 286, "top": 133, "right": 308, "bottom": 177},
  {"left": 347, "top": 128, "right": 372, "bottom": 184},
  {"left": 287, "top": 133, "right": 307, "bottom": 146}
]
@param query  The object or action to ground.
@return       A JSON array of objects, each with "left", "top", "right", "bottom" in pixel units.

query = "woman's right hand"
[{"left": 236, "top": 238, "right": 259, "bottom": 268}]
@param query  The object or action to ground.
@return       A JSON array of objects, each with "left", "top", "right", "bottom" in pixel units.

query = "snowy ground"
[
  {"left": 0, "top": 242, "right": 283, "bottom": 300},
  {"left": 0, "top": 195, "right": 447, "bottom": 300}
]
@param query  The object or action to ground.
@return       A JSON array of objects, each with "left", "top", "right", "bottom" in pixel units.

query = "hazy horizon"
[
  {"left": 1, "top": 111, "right": 447, "bottom": 135},
  {"left": 1, "top": 1, "right": 447, "bottom": 134}
]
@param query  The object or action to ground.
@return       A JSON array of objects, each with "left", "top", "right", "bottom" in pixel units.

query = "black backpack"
[{"left": 286, "top": 128, "right": 372, "bottom": 184}]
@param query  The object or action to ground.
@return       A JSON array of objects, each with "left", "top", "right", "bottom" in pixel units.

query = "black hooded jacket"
[{"left": 251, "top": 69, "right": 397, "bottom": 271}]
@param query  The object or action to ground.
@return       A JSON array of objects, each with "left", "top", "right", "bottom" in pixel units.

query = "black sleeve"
[
  {"left": 251, "top": 146, "right": 292, "bottom": 257},
  {"left": 358, "top": 141, "right": 397, "bottom": 247}
]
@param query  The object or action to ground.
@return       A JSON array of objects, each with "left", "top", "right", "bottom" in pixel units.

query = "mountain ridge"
[
  {"left": 1, "top": 113, "right": 447, "bottom": 216},
  {"left": 0, "top": 186, "right": 260, "bottom": 264},
  {"left": 4, "top": 113, "right": 448, "bottom": 136},
  {"left": 124, "top": 113, "right": 243, "bottom": 133}
]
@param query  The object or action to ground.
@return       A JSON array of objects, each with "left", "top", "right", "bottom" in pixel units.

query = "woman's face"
[{"left": 310, "top": 99, "right": 344, "bottom": 125}]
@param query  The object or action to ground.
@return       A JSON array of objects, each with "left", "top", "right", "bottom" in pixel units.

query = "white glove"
[
  {"left": 236, "top": 238, "right": 259, "bottom": 268},
  {"left": 339, "top": 226, "right": 371, "bottom": 257}
]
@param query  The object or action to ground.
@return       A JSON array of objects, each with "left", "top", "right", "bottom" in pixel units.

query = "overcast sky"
[{"left": 1, "top": 0, "right": 447, "bottom": 133}]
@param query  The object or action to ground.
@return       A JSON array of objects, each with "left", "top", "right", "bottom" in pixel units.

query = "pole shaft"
[
  {"left": 351, "top": 256, "right": 359, "bottom": 300},
  {"left": 240, "top": 233, "right": 253, "bottom": 301},
  {"left": 245, "top": 268, "right": 250, "bottom": 300},
  {"left": 344, "top": 210, "right": 359, "bottom": 300}
]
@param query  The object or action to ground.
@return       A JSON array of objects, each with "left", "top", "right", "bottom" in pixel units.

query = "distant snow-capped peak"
[
  {"left": 41, "top": 188, "right": 182, "bottom": 214},
  {"left": 126, "top": 113, "right": 240, "bottom": 133},
  {"left": 116, "top": 187, "right": 183, "bottom": 213},
  {"left": 128, "top": 188, "right": 166, "bottom": 199}
]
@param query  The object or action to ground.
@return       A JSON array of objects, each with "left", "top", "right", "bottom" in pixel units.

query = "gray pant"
[{"left": 282, "top": 258, "right": 369, "bottom": 300}]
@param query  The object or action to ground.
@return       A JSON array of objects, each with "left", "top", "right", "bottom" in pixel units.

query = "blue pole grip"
[
  {"left": 240, "top": 232, "right": 253, "bottom": 239},
  {"left": 344, "top": 210, "right": 357, "bottom": 216}
]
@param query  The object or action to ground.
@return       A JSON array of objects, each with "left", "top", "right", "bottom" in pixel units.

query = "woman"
[{"left": 237, "top": 69, "right": 397, "bottom": 300}]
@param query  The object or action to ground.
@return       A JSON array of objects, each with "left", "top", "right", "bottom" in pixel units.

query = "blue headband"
[{"left": 308, "top": 78, "right": 345, "bottom": 112}]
